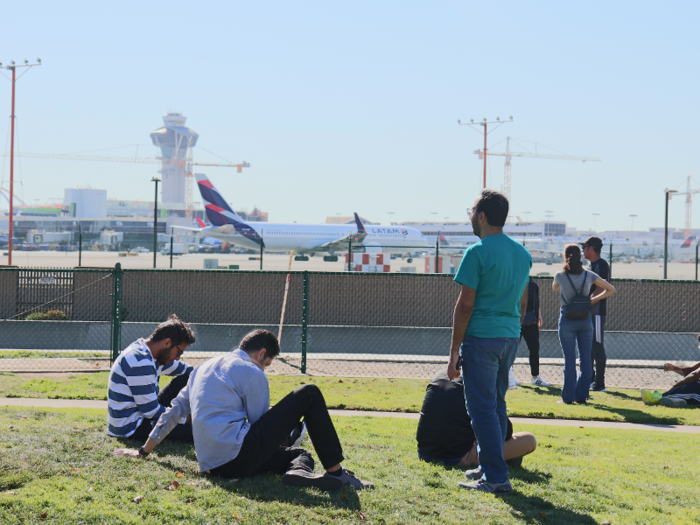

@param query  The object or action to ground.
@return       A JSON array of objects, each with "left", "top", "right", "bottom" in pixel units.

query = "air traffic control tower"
[{"left": 150, "top": 113, "right": 199, "bottom": 205}]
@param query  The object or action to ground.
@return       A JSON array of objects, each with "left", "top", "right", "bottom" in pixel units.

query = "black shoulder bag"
[{"left": 563, "top": 273, "right": 591, "bottom": 321}]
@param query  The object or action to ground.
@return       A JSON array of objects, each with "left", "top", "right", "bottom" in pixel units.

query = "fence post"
[
  {"left": 169, "top": 227, "right": 174, "bottom": 269},
  {"left": 609, "top": 241, "right": 613, "bottom": 273},
  {"left": 435, "top": 238, "right": 440, "bottom": 274},
  {"left": 347, "top": 239, "right": 352, "bottom": 272},
  {"left": 260, "top": 231, "right": 264, "bottom": 271},
  {"left": 78, "top": 223, "right": 82, "bottom": 267},
  {"left": 110, "top": 262, "right": 123, "bottom": 362},
  {"left": 301, "top": 270, "right": 309, "bottom": 374},
  {"left": 696, "top": 243, "right": 699, "bottom": 281}
]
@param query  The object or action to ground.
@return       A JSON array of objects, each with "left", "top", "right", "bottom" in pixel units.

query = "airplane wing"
[
  {"left": 317, "top": 212, "right": 368, "bottom": 252},
  {"left": 171, "top": 225, "right": 203, "bottom": 233}
]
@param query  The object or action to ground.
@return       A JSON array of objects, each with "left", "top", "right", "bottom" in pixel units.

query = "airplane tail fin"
[
  {"left": 195, "top": 217, "right": 206, "bottom": 228},
  {"left": 353, "top": 212, "right": 366, "bottom": 234},
  {"left": 438, "top": 232, "right": 450, "bottom": 246},
  {"left": 196, "top": 174, "right": 245, "bottom": 226},
  {"left": 680, "top": 235, "right": 696, "bottom": 248}
]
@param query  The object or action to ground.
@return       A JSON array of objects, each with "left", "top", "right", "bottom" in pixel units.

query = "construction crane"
[
  {"left": 474, "top": 136, "right": 602, "bottom": 202},
  {"left": 1, "top": 151, "right": 250, "bottom": 218},
  {"left": 669, "top": 175, "right": 700, "bottom": 238}
]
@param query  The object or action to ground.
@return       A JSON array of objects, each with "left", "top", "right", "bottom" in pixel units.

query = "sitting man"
[
  {"left": 108, "top": 314, "right": 196, "bottom": 441},
  {"left": 115, "top": 329, "right": 374, "bottom": 491},
  {"left": 641, "top": 333, "right": 700, "bottom": 408},
  {"left": 417, "top": 368, "right": 536, "bottom": 468}
]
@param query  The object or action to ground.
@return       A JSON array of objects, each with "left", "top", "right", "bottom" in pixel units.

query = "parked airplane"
[{"left": 178, "top": 174, "right": 432, "bottom": 261}]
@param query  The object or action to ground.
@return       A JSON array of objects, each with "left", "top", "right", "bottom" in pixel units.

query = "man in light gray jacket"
[{"left": 114, "top": 329, "right": 373, "bottom": 491}]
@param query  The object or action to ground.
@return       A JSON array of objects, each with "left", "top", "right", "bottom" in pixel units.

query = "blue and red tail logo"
[
  {"left": 680, "top": 236, "right": 696, "bottom": 248},
  {"left": 196, "top": 174, "right": 262, "bottom": 246}
]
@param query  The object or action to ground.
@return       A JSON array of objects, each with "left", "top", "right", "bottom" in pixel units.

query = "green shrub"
[{"left": 25, "top": 309, "right": 69, "bottom": 321}]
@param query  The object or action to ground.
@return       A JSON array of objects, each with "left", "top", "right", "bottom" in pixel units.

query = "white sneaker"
[
  {"left": 508, "top": 367, "right": 518, "bottom": 390},
  {"left": 530, "top": 376, "right": 551, "bottom": 387}
]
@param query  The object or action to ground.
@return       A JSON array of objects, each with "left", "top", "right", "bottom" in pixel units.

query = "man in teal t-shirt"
[{"left": 448, "top": 189, "right": 531, "bottom": 495}]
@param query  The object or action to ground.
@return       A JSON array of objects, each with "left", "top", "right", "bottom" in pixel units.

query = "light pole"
[
  {"left": 388, "top": 211, "right": 395, "bottom": 225},
  {"left": 523, "top": 211, "right": 531, "bottom": 224},
  {"left": 545, "top": 210, "right": 554, "bottom": 221},
  {"left": 629, "top": 214, "right": 637, "bottom": 232},
  {"left": 2, "top": 58, "right": 42, "bottom": 265},
  {"left": 430, "top": 212, "right": 438, "bottom": 222},
  {"left": 151, "top": 177, "right": 160, "bottom": 268},
  {"left": 664, "top": 188, "right": 678, "bottom": 279},
  {"left": 458, "top": 116, "right": 513, "bottom": 189},
  {"left": 592, "top": 212, "right": 600, "bottom": 232}
]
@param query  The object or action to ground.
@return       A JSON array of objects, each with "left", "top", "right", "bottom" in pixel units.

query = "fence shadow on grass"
[{"left": 211, "top": 475, "right": 362, "bottom": 510}]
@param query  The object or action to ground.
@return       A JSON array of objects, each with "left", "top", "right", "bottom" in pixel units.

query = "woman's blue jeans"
[{"left": 557, "top": 313, "right": 593, "bottom": 403}]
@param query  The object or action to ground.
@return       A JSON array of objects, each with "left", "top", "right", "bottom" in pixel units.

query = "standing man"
[
  {"left": 580, "top": 236, "right": 610, "bottom": 392},
  {"left": 107, "top": 314, "right": 196, "bottom": 441},
  {"left": 448, "top": 190, "right": 531, "bottom": 494}
]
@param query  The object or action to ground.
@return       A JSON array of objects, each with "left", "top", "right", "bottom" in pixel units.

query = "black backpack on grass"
[{"left": 563, "top": 273, "right": 591, "bottom": 321}]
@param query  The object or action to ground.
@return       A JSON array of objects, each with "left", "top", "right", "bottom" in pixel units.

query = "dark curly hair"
[
  {"left": 150, "top": 314, "right": 196, "bottom": 346},
  {"left": 563, "top": 244, "right": 584, "bottom": 275}
]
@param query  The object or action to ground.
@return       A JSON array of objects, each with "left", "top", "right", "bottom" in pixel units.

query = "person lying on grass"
[
  {"left": 641, "top": 332, "right": 700, "bottom": 408},
  {"left": 107, "top": 314, "right": 196, "bottom": 443},
  {"left": 417, "top": 369, "right": 537, "bottom": 470},
  {"left": 114, "top": 329, "right": 374, "bottom": 491}
]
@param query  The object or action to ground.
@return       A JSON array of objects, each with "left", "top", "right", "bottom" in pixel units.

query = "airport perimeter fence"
[{"left": 0, "top": 265, "right": 699, "bottom": 390}]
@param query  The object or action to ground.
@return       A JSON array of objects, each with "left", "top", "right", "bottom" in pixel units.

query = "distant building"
[{"left": 63, "top": 188, "right": 107, "bottom": 219}]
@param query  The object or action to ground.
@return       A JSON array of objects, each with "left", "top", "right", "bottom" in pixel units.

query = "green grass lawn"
[
  {"left": 0, "top": 406, "right": 698, "bottom": 524},
  {"left": 1, "top": 372, "right": 698, "bottom": 426}
]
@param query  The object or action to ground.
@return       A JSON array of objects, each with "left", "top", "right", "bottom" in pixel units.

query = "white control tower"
[{"left": 150, "top": 113, "right": 199, "bottom": 205}]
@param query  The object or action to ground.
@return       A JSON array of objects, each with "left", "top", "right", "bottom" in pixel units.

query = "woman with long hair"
[{"left": 552, "top": 244, "right": 616, "bottom": 404}]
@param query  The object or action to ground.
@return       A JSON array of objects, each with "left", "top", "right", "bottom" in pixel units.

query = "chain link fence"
[{"left": 1, "top": 266, "right": 698, "bottom": 390}]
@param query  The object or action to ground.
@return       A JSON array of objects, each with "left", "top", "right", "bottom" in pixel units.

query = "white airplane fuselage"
[{"left": 198, "top": 222, "right": 431, "bottom": 254}]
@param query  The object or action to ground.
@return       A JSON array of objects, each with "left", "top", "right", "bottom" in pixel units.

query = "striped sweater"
[{"left": 107, "top": 339, "right": 192, "bottom": 437}]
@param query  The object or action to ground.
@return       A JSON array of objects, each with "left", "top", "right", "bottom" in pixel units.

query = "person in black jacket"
[
  {"left": 416, "top": 369, "right": 536, "bottom": 467},
  {"left": 520, "top": 276, "right": 551, "bottom": 387},
  {"left": 580, "top": 237, "right": 612, "bottom": 392}
]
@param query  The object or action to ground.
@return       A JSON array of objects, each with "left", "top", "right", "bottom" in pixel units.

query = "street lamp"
[
  {"left": 430, "top": 212, "right": 438, "bottom": 222},
  {"left": 664, "top": 188, "right": 678, "bottom": 279},
  {"left": 151, "top": 177, "right": 160, "bottom": 268},
  {"left": 629, "top": 214, "right": 637, "bottom": 232},
  {"left": 388, "top": 211, "right": 395, "bottom": 225},
  {"left": 592, "top": 212, "right": 600, "bottom": 232}
]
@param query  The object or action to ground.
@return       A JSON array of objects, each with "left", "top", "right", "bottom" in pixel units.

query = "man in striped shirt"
[{"left": 107, "top": 314, "right": 196, "bottom": 441}]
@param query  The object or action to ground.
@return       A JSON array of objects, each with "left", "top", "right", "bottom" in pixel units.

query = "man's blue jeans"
[
  {"left": 460, "top": 335, "right": 519, "bottom": 484},
  {"left": 557, "top": 313, "right": 593, "bottom": 403}
]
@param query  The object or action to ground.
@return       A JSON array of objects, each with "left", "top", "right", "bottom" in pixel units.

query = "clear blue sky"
[{"left": 1, "top": 1, "right": 699, "bottom": 232}]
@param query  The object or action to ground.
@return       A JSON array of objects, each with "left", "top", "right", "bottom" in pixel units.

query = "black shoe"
[
  {"left": 591, "top": 385, "right": 607, "bottom": 392},
  {"left": 574, "top": 399, "right": 588, "bottom": 405},
  {"left": 282, "top": 469, "right": 343, "bottom": 491}
]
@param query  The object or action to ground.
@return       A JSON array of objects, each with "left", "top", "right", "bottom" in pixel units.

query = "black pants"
[
  {"left": 211, "top": 384, "right": 344, "bottom": 479},
  {"left": 590, "top": 315, "right": 607, "bottom": 388},
  {"left": 131, "top": 372, "right": 193, "bottom": 442},
  {"left": 520, "top": 323, "right": 540, "bottom": 377}
]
